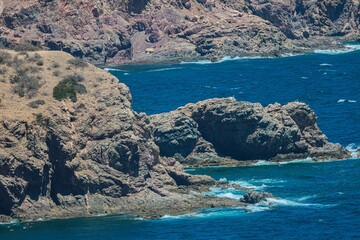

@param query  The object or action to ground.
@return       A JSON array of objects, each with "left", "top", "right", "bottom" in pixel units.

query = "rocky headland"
[
  {"left": 0, "top": 49, "right": 242, "bottom": 223},
  {"left": 0, "top": 0, "right": 359, "bottom": 65},
  {"left": 150, "top": 98, "right": 351, "bottom": 167}
]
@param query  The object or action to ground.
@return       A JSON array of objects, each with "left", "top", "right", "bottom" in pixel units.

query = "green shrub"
[
  {"left": 67, "top": 58, "right": 88, "bottom": 68},
  {"left": 13, "top": 43, "right": 40, "bottom": 52},
  {"left": 35, "top": 113, "right": 43, "bottom": 125},
  {"left": 53, "top": 74, "right": 87, "bottom": 102}
]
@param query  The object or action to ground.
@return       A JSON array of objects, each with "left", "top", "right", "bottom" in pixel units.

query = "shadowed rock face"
[
  {"left": 0, "top": 0, "right": 359, "bottom": 65},
  {"left": 150, "top": 98, "right": 350, "bottom": 166}
]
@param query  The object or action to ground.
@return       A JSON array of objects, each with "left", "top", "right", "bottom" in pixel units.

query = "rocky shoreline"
[
  {"left": 1, "top": 0, "right": 359, "bottom": 65},
  {"left": 0, "top": 49, "right": 352, "bottom": 223}
]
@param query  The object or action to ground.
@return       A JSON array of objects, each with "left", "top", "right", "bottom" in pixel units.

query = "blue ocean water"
[{"left": 1, "top": 49, "right": 360, "bottom": 239}]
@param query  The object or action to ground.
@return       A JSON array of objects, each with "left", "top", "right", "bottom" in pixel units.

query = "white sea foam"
[
  {"left": 229, "top": 180, "right": 268, "bottom": 190},
  {"left": 160, "top": 208, "right": 245, "bottom": 220},
  {"left": 104, "top": 68, "right": 127, "bottom": 72},
  {"left": 314, "top": 44, "right": 360, "bottom": 55},
  {"left": 337, "top": 99, "right": 357, "bottom": 103},
  {"left": 124, "top": 73, "right": 130, "bottom": 75},
  {"left": 320, "top": 63, "right": 333, "bottom": 66},
  {"left": 205, "top": 187, "right": 244, "bottom": 200},
  {"left": 146, "top": 67, "right": 183, "bottom": 73},
  {"left": 346, "top": 143, "right": 360, "bottom": 158},
  {"left": 297, "top": 195, "right": 317, "bottom": 201},
  {"left": 252, "top": 158, "right": 315, "bottom": 166}
]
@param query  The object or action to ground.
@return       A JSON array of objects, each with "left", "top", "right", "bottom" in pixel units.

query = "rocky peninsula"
[
  {"left": 0, "top": 49, "right": 351, "bottom": 223},
  {"left": 150, "top": 98, "right": 351, "bottom": 167},
  {"left": 0, "top": 0, "right": 359, "bottom": 65}
]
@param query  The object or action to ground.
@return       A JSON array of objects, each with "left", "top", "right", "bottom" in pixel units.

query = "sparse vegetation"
[
  {"left": 53, "top": 70, "right": 61, "bottom": 77},
  {"left": 52, "top": 62, "right": 60, "bottom": 68},
  {"left": 11, "top": 73, "right": 41, "bottom": 98},
  {"left": 53, "top": 74, "right": 87, "bottom": 102},
  {"left": 28, "top": 99, "right": 45, "bottom": 108},
  {"left": 0, "top": 50, "right": 11, "bottom": 65},
  {"left": 67, "top": 58, "right": 88, "bottom": 68}
]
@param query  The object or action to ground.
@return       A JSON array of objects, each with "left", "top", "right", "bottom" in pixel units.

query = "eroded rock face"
[
  {"left": 150, "top": 98, "right": 350, "bottom": 166},
  {"left": 0, "top": 50, "right": 221, "bottom": 221},
  {"left": 0, "top": 0, "right": 359, "bottom": 65}
]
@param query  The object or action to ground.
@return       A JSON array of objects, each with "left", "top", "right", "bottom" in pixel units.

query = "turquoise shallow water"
[{"left": 1, "top": 49, "right": 360, "bottom": 239}]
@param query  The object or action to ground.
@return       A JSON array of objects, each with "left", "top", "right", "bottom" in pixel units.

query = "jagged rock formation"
[
  {"left": 240, "top": 191, "right": 275, "bottom": 204},
  {"left": 0, "top": 50, "right": 238, "bottom": 222},
  {"left": 0, "top": 0, "right": 359, "bottom": 64},
  {"left": 150, "top": 98, "right": 351, "bottom": 167}
]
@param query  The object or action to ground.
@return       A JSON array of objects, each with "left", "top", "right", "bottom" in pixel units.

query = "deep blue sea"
[{"left": 1, "top": 48, "right": 360, "bottom": 239}]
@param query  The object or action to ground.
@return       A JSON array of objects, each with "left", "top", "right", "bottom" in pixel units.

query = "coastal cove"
[{"left": 110, "top": 48, "right": 360, "bottom": 147}]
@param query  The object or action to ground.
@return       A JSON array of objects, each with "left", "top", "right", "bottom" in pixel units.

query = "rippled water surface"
[{"left": 1, "top": 50, "right": 360, "bottom": 239}]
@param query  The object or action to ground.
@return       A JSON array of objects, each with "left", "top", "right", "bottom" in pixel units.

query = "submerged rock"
[
  {"left": 150, "top": 98, "right": 350, "bottom": 166},
  {"left": 240, "top": 191, "right": 275, "bottom": 204}
]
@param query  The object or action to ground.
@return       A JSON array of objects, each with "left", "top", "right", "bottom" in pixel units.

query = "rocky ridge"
[
  {"left": 0, "top": 0, "right": 359, "bottom": 65},
  {"left": 150, "top": 98, "right": 351, "bottom": 167},
  {"left": 0, "top": 50, "right": 239, "bottom": 222}
]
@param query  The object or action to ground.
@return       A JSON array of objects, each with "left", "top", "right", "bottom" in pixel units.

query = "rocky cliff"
[
  {"left": 150, "top": 98, "right": 350, "bottom": 167},
  {"left": 0, "top": 0, "right": 359, "bottom": 65},
  {"left": 0, "top": 50, "right": 238, "bottom": 222}
]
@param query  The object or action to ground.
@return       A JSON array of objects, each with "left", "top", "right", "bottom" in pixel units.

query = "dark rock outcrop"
[
  {"left": 240, "top": 191, "right": 275, "bottom": 204},
  {"left": 150, "top": 98, "right": 350, "bottom": 166}
]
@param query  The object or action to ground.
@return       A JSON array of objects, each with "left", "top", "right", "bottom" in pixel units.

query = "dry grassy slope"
[{"left": 0, "top": 50, "right": 120, "bottom": 120}]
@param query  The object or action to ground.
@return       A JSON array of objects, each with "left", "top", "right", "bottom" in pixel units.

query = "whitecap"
[
  {"left": 320, "top": 63, "right": 333, "bottom": 66},
  {"left": 337, "top": 99, "right": 357, "bottom": 103},
  {"left": 124, "top": 73, "right": 130, "bottom": 76},
  {"left": 297, "top": 195, "right": 317, "bottom": 201},
  {"left": 301, "top": 77, "right": 309, "bottom": 79},
  {"left": 146, "top": 67, "right": 183, "bottom": 73},
  {"left": 205, "top": 86, "right": 218, "bottom": 89}
]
